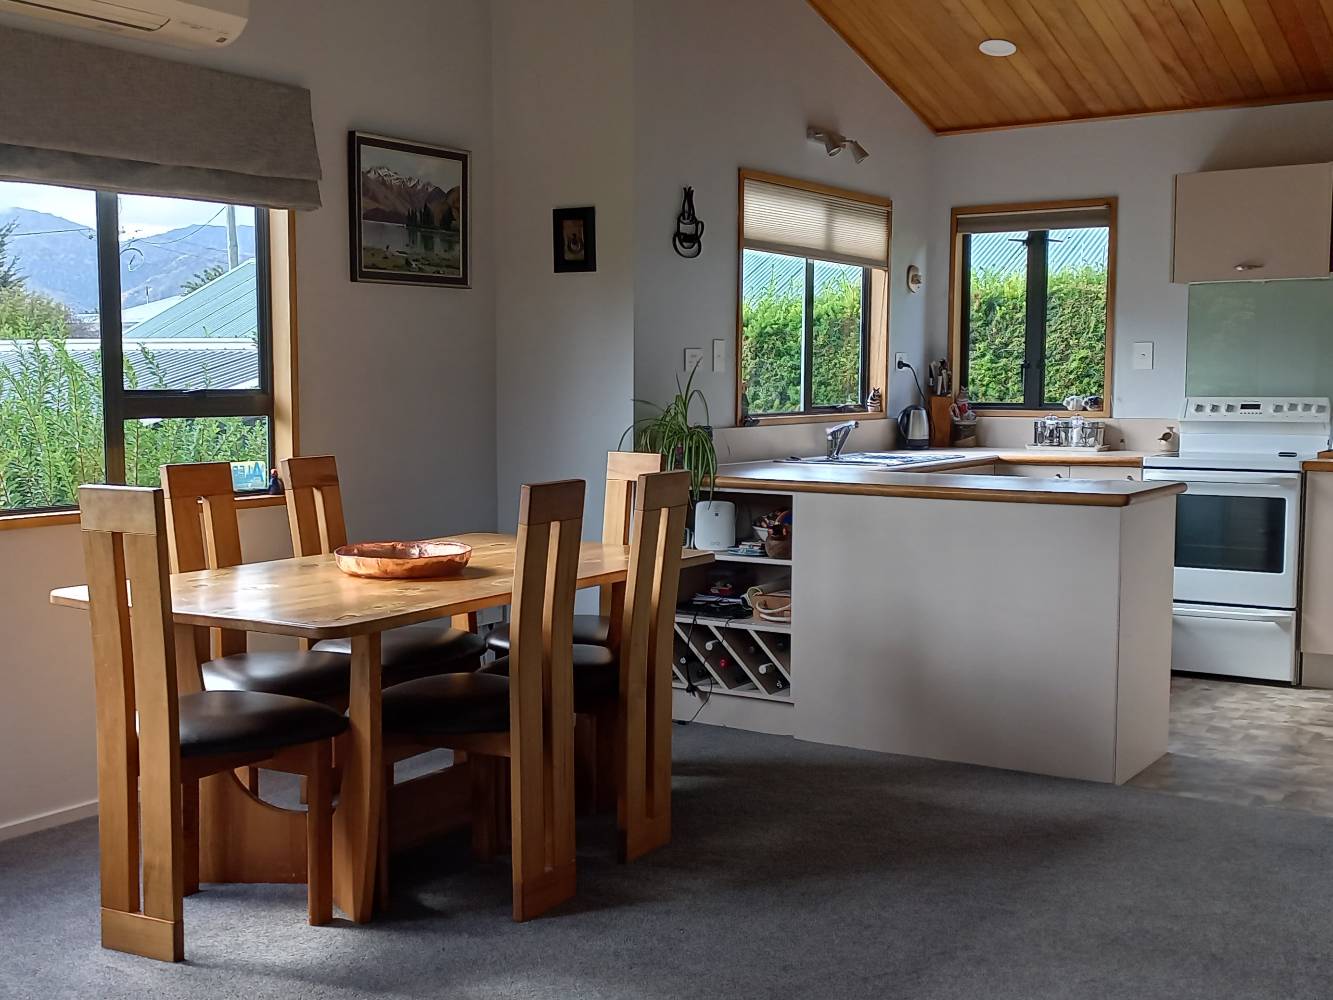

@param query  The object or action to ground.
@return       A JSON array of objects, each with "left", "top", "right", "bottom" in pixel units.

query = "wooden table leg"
[{"left": 334, "top": 632, "right": 383, "bottom": 923}]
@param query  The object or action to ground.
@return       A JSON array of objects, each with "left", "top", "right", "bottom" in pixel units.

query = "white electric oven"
[
  {"left": 1144, "top": 397, "right": 1331, "bottom": 684},
  {"left": 1141, "top": 468, "right": 1301, "bottom": 610}
]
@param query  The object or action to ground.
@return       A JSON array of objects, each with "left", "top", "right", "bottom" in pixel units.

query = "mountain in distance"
[
  {"left": 359, "top": 166, "right": 461, "bottom": 230},
  {"left": 0, "top": 206, "right": 255, "bottom": 313}
]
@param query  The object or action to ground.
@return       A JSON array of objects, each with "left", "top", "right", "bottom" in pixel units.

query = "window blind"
[
  {"left": 742, "top": 175, "right": 891, "bottom": 269},
  {"left": 0, "top": 25, "right": 322, "bottom": 210},
  {"left": 955, "top": 204, "right": 1111, "bottom": 235}
]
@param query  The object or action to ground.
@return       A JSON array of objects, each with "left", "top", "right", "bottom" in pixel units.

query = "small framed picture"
[
  {"left": 349, "top": 131, "right": 469, "bottom": 288},
  {"left": 552, "top": 206, "right": 597, "bottom": 273}
]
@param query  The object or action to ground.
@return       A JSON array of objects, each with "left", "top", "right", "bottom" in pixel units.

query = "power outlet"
[
  {"left": 713, "top": 339, "right": 726, "bottom": 373},
  {"left": 895, "top": 353, "right": 908, "bottom": 370},
  {"left": 684, "top": 348, "right": 704, "bottom": 372}
]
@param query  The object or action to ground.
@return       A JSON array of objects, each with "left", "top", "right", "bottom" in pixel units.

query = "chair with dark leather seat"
[
  {"left": 161, "top": 462, "right": 484, "bottom": 710},
  {"left": 482, "top": 470, "right": 690, "bottom": 862},
  {"left": 380, "top": 479, "right": 586, "bottom": 922},
  {"left": 78, "top": 485, "right": 346, "bottom": 962},
  {"left": 484, "top": 451, "right": 661, "bottom": 657},
  {"left": 481, "top": 643, "right": 618, "bottom": 711},
  {"left": 279, "top": 454, "right": 486, "bottom": 673}
]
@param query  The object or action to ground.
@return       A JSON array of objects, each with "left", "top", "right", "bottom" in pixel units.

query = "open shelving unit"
[{"left": 673, "top": 489, "right": 794, "bottom": 728}]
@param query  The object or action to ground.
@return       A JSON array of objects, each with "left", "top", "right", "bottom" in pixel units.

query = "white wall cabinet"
[{"left": 1173, "top": 163, "right": 1333, "bottom": 284}]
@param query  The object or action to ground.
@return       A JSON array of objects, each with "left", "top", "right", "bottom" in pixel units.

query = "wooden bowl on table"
[{"left": 334, "top": 540, "right": 473, "bottom": 580}]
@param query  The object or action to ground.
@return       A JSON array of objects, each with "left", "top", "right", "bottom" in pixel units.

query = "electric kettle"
[{"left": 898, "top": 405, "right": 930, "bottom": 450}]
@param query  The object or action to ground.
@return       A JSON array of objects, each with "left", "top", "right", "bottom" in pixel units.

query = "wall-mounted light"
[{"left": 807, "top": 126, "right": 869, "bottom": 164}]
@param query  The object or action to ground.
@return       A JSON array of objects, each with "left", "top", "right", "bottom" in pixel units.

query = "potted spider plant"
[{"left": 621, "top": 363, "right": 720, "bottom": 539}]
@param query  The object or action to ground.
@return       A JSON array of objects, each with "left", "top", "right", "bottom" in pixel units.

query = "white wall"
[
  {"left": 633, "top": 0, "right": 936, "bottom": 460},
  {"left": 491, "top": 0, "right": 635, "bottom": 533},
  {"left": 927, "top": 100, "right": 1333, "bottom": 418},
  {"left": 0, "top": 0, "right": 498, "bottom": 835}
]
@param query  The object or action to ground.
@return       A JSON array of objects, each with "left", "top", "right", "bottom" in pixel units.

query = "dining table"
[{"left": 51, "top": 531, "right": 714, "bottom": 923}]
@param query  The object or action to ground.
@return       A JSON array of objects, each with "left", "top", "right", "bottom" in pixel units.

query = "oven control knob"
[
  {"left": 1302, "top": 403, "right": 1314, "bottom": 412},
  {"left": 1225, "top": 404, "right": 1236, "bottom": 412},
  {"left": 1209, "top": 404, "right": 1221, "bottom": 413},
  {"left": 1193, "top": 403, "right": 1205, "bottom": 413}
]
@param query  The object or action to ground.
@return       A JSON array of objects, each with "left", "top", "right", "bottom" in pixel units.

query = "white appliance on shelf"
[
  {"left": 0, "top": 0, "right": 249, "bottom": 48},
  {"left": 1144, "top": 397, "right": 1331, "bottom": 683}
]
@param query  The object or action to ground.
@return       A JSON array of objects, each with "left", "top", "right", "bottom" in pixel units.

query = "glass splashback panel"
[{"left": 1186, "top": 280, "right": 1333, "bottom": 397}]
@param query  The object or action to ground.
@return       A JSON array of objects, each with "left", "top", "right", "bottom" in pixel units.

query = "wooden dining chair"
[
  {"left": 485, "top": 450, "right": 662, "bottom": 656},
  {"left": 161, "top": 463, "right": 358, "bottom": 711},
  {"left": 380, "top": 479, "right": 585, "bottom": 921},
  {"left": 78, "top": 485, "right": 347, "bottom": 962},
  {"left": 485, "top": 470, "right": 690, "bottom": 861},
  {"left": 279, "top": 454, "right": 486, "bottom": 669}
]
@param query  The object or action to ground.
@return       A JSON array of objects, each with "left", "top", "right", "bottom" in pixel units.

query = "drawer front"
[
  {"left": 1000, "top": 463, "right": 1071, "bottom": 479},
  {"left": 1071, "top": 465, "right": 1143, "bottom": 482},
  {"left": 1172, "top": 604, "right": 1297, "bottom": 682}
]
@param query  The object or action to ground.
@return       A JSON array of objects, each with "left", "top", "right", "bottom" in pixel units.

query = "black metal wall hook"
[{"left": 673, "top": 187, "right": 704, "bottom": 258}]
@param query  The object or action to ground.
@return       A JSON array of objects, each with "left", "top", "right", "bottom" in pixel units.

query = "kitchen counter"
[
  {"left": 693, "top": 449, "right": 1176, "bottom": 786},
  {"left": 715, "top": 458, "right": 1177, "bottom": 507},
  {"left": 1303, "top": 452, "right": 1333, "bottom": 472}
]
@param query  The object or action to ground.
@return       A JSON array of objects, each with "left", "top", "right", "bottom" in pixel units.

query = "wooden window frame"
[
  {"left": 948, "top": 197, "right": 1117, "bottom": 419},
  {"left": 736, "top": 169, "right": 891, "bottom": 428},
  {"left": 0, "top": 208, "right": 299, "bottom": 531}
]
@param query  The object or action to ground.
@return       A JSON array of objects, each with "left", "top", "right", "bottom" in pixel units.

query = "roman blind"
[
  {"left": 955, "top": 203, "right": 1112, "bottom": 234},
  {"left": 0, "top": 24, "right": 322, "bottom": 210},
  {"left": 742, "top": 173, "right": 891, "bottom": 269}
]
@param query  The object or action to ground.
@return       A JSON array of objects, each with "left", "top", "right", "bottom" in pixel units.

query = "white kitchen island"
[{"left": 679, "top": 461, "right": 1184, "bottom": 785}]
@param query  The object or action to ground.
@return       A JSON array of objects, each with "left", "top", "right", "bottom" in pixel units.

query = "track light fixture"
[{"left": 807, "top": 126, "right": 869, "bottom": 164}]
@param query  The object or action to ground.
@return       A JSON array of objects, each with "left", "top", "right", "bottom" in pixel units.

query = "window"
[
  {"left": 0, "top": 180, "right": 273, "bottom": 515},
  {"left": 738, "top": 171, "right": 890, "bottom": 424},
  {"left": 950, "top": 199, "right": 1116, "bottom": 415}
]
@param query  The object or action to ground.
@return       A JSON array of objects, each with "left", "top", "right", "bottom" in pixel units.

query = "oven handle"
[
  {"left": 1173, "top": 606, "right": 1295, "bottom": 624},
  {"left": 1144, "top": 470, "right": 1301, "bottom": 487}
]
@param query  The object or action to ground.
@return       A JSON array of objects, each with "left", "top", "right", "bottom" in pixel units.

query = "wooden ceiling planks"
[{"left": 807, "top": 0, "right": 1333, "bottom": 133}]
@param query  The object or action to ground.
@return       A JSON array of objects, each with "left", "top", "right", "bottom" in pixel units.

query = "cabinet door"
[
  {"left": 1001, "top": 463, "right": 1071, "bottom": 479},
  {"left": 1070, "top": 465, "right": 1143, "bottom": 482},
  {"left": 1303, "top": 474, "right": 1333, "bottom": 655},
  {"left": 1173, "top": 164, "right": 1333, "bottom": 284}
]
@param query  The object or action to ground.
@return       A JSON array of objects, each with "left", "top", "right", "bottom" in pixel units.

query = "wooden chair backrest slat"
[
  {"left": 598, "top": 451, "right": 662, "bottom": 617},
  {"left": 507, "top": 478, "right": 585, "bottom": 893},
  {"left": 78, "top": 485, "right": 184, "bottom": 924},
  {"left": 160, "top": 462, "right": 245, "bottom": 658},
  {"left": 617, "top": 470, "right": 690, "bottom": 851},
  {"left": 280, "top": 455, "right": 348, "bottom": 557}
]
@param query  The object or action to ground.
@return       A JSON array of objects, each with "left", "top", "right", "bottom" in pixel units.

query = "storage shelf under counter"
[{"left": 677, "top": 462, "right": 1184, "bottom": 783}]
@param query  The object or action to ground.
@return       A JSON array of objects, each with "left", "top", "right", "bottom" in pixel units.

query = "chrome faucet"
[{"left": 825, "top": 420, "right": 860, "bottom": 460}]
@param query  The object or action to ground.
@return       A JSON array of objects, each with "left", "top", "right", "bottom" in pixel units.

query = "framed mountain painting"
[{"left": 348, "top": 131, "right": 470, "bottom": 288}]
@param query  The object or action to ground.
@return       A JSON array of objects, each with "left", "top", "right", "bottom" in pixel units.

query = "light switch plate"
[
  {"left": 1132, "top": 342, "right": 1154, "bottom": 371},
  {"left": 685, "top": 348, "right": 703, "bottom": 372},
  {"left": 713, "top": 339, "right": 726, "bottom": 373}
]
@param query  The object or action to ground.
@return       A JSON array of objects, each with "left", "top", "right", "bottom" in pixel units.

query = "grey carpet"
[{"left": 3, "top": 724, "right": 1332, "bottom": 1000}]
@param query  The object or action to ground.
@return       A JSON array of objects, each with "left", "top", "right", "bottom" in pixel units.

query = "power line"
[{"left": 9, "top": 225, "right": 95, "bottom": 238}]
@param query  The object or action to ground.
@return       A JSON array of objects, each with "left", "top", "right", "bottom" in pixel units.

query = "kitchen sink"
[{"left": 779, "top": 452, "right": 968, "bottom": 469}]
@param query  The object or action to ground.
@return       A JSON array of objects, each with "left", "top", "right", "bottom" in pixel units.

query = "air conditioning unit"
[{"left": 0, "top": 0, "right": 248, "bottom": 48}]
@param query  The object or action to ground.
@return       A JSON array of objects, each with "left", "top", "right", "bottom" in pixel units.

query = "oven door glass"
[
  {"left": 1174, "top": 493, "right": 1287, "bottom": 573},
  {"left": 1144, "top": 470, "right": 1302, "bottom": 608}
]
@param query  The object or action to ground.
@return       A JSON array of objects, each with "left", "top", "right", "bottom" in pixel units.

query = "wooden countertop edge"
[
  {"left": 1304, "top": 457, "right": 1333, "bottom": 472},
  {"left": 993, "top": 452, "right": 1145, "bottom": 467},
  {"left": 712, "top": 476, "right": 1185, "bottom": 507}
]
